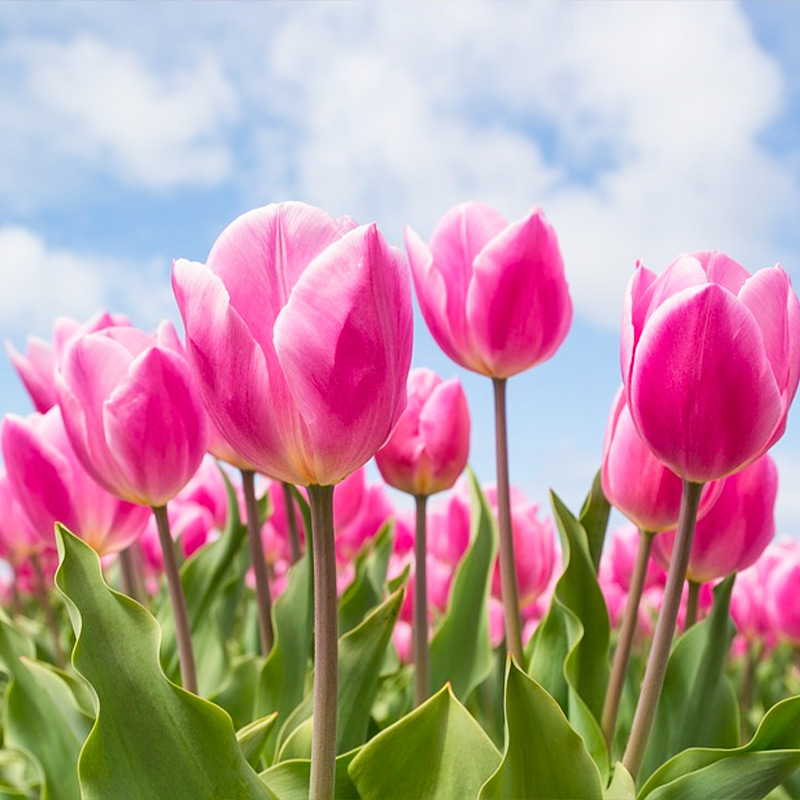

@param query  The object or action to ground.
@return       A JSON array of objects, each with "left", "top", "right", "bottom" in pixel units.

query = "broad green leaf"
[
  {"left": 260, "top": 749, "right": 360, "bottom": 800},
  {"left": 349, "top": 684, "right": 501, "bottom": 799},
  {"left": 0, "top": 748, "right": 38, "bottom": 797},
  {"left": 604, "top": 763, "right": 636, "bottom": 799},
  {"left": 159, "top": 468, "right": 250, "bottom": 693},
  {"left": 238, "top": 713, "right": 279, "bottom": 768},
  {"left": 429, "top": 468, "right": 497, "bottom": 700},
  {"left": 527, "top": 491, "right": 610, "bottom": 776},
  {"left": 54, "top": 526, "right": 270, "bottom": 800},
  {"left": 338, "top": 521, "right": 394, "bottom": 635},
  {"left": 479, "top": 659, "right": 603, "bottom": 799},
  {"left": 579, "top": 470, "right": 611, "bottom": 573},
  {"left": 277, "top": 583, "right": 406, "bottom": 757},
  {"left": 211, "top": 654, "right": 264, "bottom": 731},
  {"left": 640, "top": 575, "right": 739, "bottom": 781},
  {"left": 639, "top": 694, "right": 800, "bottom": 800},
  {"left": 0, "top": 613, "right": 91, "bottom": 800}
]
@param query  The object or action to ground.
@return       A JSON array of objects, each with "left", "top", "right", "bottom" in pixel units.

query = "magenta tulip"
[
  {"left": 376, "top": 368, "right": 470, "bottom": 497},
  {"left": 652, "top": 454, "right": 777, "bottom": 584},
  {"left": 606, "top": 525, "right": 665, "bottom": 594},
  {"left": 7, "top": 311, "right": 129, "bottom": 414},
  {"left": 622, "top": 253, "right": 800, "bottom": 483},
  {"left": 0, "top": 469, "right": 52, "bottom": 563},
  {"left": 602, "top": 388, "right": 722, "bottom": 532},
  {"left": 172, "top": 201, "right": 412, "bottom": 488},
  {"left": 55, "top": 325, "right": 207, "bottom": 508},
  {"left": 333, "top": 467, "right": 393, "bottom": 563},
  {"left": 406, "top": 202, "right": 572, "bottom": 379},
  {"left": 2, "top": 407, "right": 150, "bottom": 556}
]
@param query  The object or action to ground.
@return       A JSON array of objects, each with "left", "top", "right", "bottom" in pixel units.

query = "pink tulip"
[
  {"left": 140, "top": 501, "right": 218, "bottom": 571},
  {"left": 488, "top": 597, "right": 506, "bottom": 649},
  {"left": 427, "top": 490, "right": 471, "bottom": 567},
  {"left": 731, "top": 547, "right": 783, "bottom": 648},
  {"left": 622, "top": 253, "right": 800, "bottom": 482},
  {"left": 602, "top": 388, "right": 722, "bottom": 532},
  {"left": 485, "top": 485, "right": 555, "bottom": 608},
  {"left": 172, "top": 201, "right": 413, "bottom": 487},
  {"left": 606, "top": 525, "right": 666, "bottom": 593},
  {"left": 259, "top": 478, "right": 306, "bottom": 565},
  {"left": 1, "top": 407, "right": 150, "bottom": 556},
  {"left": 770, "top": 556, "right": 800, "bottom": 643},
  {"left": 55, "top": 325, "right": 208, "bottom": 507},
  {"left": 177, "top": 457, "right": 230, "bottom": 531},
  {"left": 652, "top": 454, "right": 777, "bottom": 583},
  {"left": 393, "top": 620, "right": 413, "bottom": 665},
  {"left": 7, "top": 312, "right": 130, "bottom": 414},
  {"left": 333, "top": 467, "right": 394, "bottom": 563},
  {"left": 375, "top": 368, "right": 470, "bottom": 497},
  {"left": 406, "top": 202, "right": 572, "bottom": 378},
  {"left": 0, "top": 470, "right": 51, "bottom": 563}
]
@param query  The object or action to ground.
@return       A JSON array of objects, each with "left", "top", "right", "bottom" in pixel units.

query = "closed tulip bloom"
[
  {"left": 0, "top": 470, "right": 52, "bottom": 563},
  {"left": 405, "top": 202, "right": 572, "bottom": 379},
  {"left": 622, "top": 253, "right": 800, "bottom": 482},
  {"left": 56, "top": 325, "right": 208, "bottom": 507},
  {"left": 602, "top": 388, "right": 722, "bottom": 532},
  {"left": 652, "top": 454, "right": 777, "bottom": 584},
  {"left": 6, "top": 312, "right": 129, "bottom": 414},
  {"left": 172, "top": 201, "right": 413, "bottom": 487},
  {"left": 376, "top": 367, "right": 470, "bottom": 497},
  {"left": 770, "top": 551, "right": 800, "bottom": 642},
  {"left": 1, "top": 408, "right": 150, "bottom": 556},
  {"left": 606, "top": 526, "right": 666, "bottom": 593}
]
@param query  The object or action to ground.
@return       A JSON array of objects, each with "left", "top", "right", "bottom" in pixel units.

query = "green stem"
[
  {"left": 685, "top": 580, "right": 701, "bottom": 630},
  {"left": 152, "top": 505, "right": 197, "bottom": 693},
  {"left": 602, "top": 529, "right": 655, "bottom": 750},
  {"left": 283, "top": 481, "right": 303, "bottom": 563},
  {"left": 413, "top": 494, "right": 429, "bottom": 707},
  {"left": 492, "top": 377, "right": 524, "bottom": 663},
  {"left": 118, "top": 546, "right": 143, "bottom": 605},
  {"left": 622, "top": 480, "right": 704, "bottom": 780},
  {"left": 241, "top": 470, "right": 274, "bottom": 655},
  {"left": 308, "top": 484, "right": 337, "bottom": 800}
]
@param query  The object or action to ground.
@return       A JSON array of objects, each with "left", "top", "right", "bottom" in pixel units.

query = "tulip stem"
[
  {"left": 685, "top": 580, "right": 701, "bottom": 630},
  {"left": 622, "top": 480, "right": 703, "bottom": 781},
  {"left": 602, "top": 529, "right": 655, "bottom": 751},
  {"left": 118, "top": 546, "right": 144, "bottom": 605},
  {"left": 413, "top": 493, "right": 430, "bottom": 706},
  {"left": 492, "top": 377, "right": 524, "bottom": 663},
  {"left": 308, "top": 484, "right": 337, "bottom": 800},
  {"left": 283, "top": 481, "right": 303, "bottom": 563},
  {"left": 241, "top": 470, "right": 275, "bottom": 655},
  {"left": 30, "top": 552, "right": 65, "bottom": 667},
  {"left": 152, "top": 505, "right": 197, "bottom": 694}
]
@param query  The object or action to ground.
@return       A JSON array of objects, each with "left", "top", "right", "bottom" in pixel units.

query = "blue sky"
[{"left": 2, "top": 1, "right": 800, "bottom": 534}]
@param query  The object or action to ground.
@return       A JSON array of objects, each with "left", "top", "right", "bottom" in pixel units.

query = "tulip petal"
[
  {"left": 274, "top": 224, "right": 413, "bottom": 485},
  {"left": 103, "top": 347, "right": 206, "bottom": 506},
  {"left": 466, "top": 208, "right": 572, "bottom": 377},
  {"left": 620, "top": 263, "right": 657, "bottom": 389},
  {"left": 630, "top": 284, "right": 782, "bottom": 481},
  {"left": 695, "top": 250, "right": 750, "bottom": 294},
  {"left": 173, "top": 258, "right": 306, "bottom": 481},
  {"left": 6, "top": 337, "right": 57, "bottom": 413}
]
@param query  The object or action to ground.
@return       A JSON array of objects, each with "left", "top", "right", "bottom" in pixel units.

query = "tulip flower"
[
  {"left": 621, "top": 252, "right": 800, "bottom": 779},
  {"left": 407, "top": 201, "right": 572, "bottom": 663},
  {"left": 173, "top": 201, "right": 412, "bottom": 800},
  {"left": 6, "top": 311, "right": 129, "bottom": 414},
  {"left": 0, "top": 469, "right": 53, "bottom": 564},
  {"left": 375, "top": 367, "right": 470, "bottom": 704},
  {"left": 56, "top": 323, "right": 208, "bottom": 693}
]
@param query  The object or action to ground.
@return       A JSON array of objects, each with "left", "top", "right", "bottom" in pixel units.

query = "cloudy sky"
[{"left": 2, "top": 1, "right": 800, "bottom": 533}]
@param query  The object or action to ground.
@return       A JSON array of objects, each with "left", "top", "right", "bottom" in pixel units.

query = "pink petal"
[
  {"left": 630, "top": 284, "right": 783, "bottom": 481},
  {"left": 6, "top": 337, "right": 57, "bottom": 412},
  {"left": 695, "top": 251, "right": 750, "bottom": 294},
  {"left": 274, "top": 224, "right": 413, "bottom": 486}
]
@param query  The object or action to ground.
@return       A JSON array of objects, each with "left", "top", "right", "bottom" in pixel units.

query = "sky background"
[{"left": 2, "top": 1, "right": 800, "bottom": 535}]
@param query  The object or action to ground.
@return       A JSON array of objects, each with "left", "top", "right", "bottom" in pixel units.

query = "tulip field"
[{"left": 3, "top": 200, "right": 800, "bottom": 800}]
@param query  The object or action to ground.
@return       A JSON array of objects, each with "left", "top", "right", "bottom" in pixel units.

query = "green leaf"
[
  {"left": 640, "top": 574, "right": 739, "bottom": 781},
  {"left": 479, "top": 659, "right": 603, "bottom": 799},
  {"left": 604, "top": 763, "right": 636, "bottom": 800},
  {"left": 639, "top": 694, "right": 800, "bottom": 800},
  {"left": 277, "top": 582, "right": 406, "bottom": 758},
  {"left": 429, "top": 468, "right": 497, "bottom": 700},
  {"left": 211, "top": 654, "right": 264, "bottom": 731},
  {"left": 238, "top": 713, "right": 279, "bottom": 768},
  {"left": 260, "top": 749, "right": 361, "bottom": 800},
  {"left": 527, "top": 491, "right": 610, "bottom": 776},
  {"left": 338, "top": 520, "right": 394, "bottom": 635},
  {"left": 349, "top": 684, "right": 501, "bottom": 799},
  {"left": 54, "top": 525, "right": 270, "bottom": 800},
  {"left": 159, "top": 468, "right": 250, "bottom": 693},
  {"left": 579, "top": 470, "right": 611, "bottom": 573},
  {"left": 0, "top": 613, "right": 91, "bottom": 800}
]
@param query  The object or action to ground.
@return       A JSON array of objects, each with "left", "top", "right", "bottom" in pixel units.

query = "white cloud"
[
  {"left": 0, "top": 226, "right": 175, "bottom": 340},
  {"left": 0, "top": 35, "right": 239, "bottom": 194}
]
